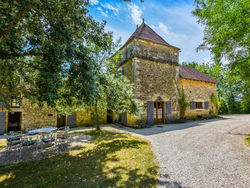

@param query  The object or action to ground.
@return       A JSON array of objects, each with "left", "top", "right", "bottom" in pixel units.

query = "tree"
[
  {"left": 0, "top": 0, "right": 113, "bottom": 109},
  {"left": 88, "top": 53, "right": 141, "bottom": 130},
  {"left": 193, "top": 0, "right": 250, "bottom": 105},
  {"left": 193, "top": 0, "right": 249, "bottom": 65}
]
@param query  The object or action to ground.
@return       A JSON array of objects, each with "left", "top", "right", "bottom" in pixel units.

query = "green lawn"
[
  {"left": 0, "top": 140, "right": 6, "bottom": 150},
  {"left": 246, "top": 134, "right": 250, "bottom": 146},
  {"left": 0, "top": 131, "right": 158, "bottom": 188}
]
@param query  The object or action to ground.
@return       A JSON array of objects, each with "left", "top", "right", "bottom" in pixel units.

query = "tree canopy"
[
  {"left": 0, "top": 0, "right": 140, "bottom": 117},
  {"left": 193, "top": 0, "right": 250, "bottom": 101},
  {"left": 193, "top": 0, "right": 249, "bottom": 113},
  {"left": 0, "top": 0, "right": 112, "bottom": 108}
]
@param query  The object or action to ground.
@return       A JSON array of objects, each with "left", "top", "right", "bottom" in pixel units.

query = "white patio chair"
[
  {"left": 19, "top": 135, "right": 39, "bottom": 159},
  {"left": 40, "top": 133, "right": 57, "bottom": 153},
  {"left": 57, "top": 127, "right": 69, "bottom": 152}
]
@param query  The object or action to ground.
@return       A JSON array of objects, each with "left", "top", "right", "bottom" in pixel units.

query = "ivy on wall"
[{"left": 178, "top": 87, "right": 190, "bottom": 119}]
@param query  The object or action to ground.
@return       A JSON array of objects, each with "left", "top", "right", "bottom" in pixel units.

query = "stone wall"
[
  {"left": 20, "top": 99, "right": 57, "bottom": 130},
  {"left": 76, "top": 108, "right": 107, "bottom": 126},
  {"left": 1, "top": 99, "right": 58, "bottom": 133},
  {"left": 118, "top": 38, "right": 181, "bottom": 125},
  {"left": 178, "top": 78, "right": 217, "bottom": 118},
  {"left": 120, "top": 38, "right": 179, "bottom": 65},
  {"left": 119, "top": 56, "right": 180, "bottom": 125}
]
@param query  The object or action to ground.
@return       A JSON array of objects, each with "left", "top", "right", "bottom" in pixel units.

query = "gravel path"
[{"left": 105, "top": 115, "right": 250, "bottom": 188}]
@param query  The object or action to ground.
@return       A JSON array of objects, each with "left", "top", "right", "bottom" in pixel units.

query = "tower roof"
[{"left": 126, "top": 21, "right": 180, "bottom": 50}]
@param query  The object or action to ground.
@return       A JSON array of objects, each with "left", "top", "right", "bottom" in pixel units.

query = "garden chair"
[
  {"left": 19, "top": 135, "right": 39, "bottom": 159},
  {"left": 4, "top": 135, "right": 22, "bottom": 160},
  {"left": 57, "top": 127, "right": 69, "bottom": 151},
  {"left": 40, "top": 133, "right": 57, "bottom": 154}
]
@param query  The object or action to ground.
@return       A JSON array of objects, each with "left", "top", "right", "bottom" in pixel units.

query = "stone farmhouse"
[
  {"left": 0, "top": 21, "right": 218, "bottom": 134},
  {"left": 114, "top": 21, "right": 218, "bottom": 126}
]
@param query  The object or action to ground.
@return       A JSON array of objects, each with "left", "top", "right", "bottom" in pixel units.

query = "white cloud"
[
  {"left": 102, "top": 4, "right": 119, "bottom": 16},
  {"left": 97, "top": 7, "right": 108, "bottom": 17},
  {"left": 90, "top": 0, "right": 98, "bottom": 5},
  {"left": 128, "top": 4, "right": 142, "bottom": 25},
  {"left": 158, "top": 22, "right": 186, "bottom": 39}
]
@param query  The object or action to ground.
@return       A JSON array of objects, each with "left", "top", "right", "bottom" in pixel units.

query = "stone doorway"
[
  {"left": 107, "top": 110, "right": 113, "bottom": 123},
  {"left": 154, "top": 101, "right": 164, "bottom": 124},
  {"left": 8, "top": 112, "right": 21, "bottom": 132},
  {"left": 57, "top": 115, "right": 66, "bottom": 128}
]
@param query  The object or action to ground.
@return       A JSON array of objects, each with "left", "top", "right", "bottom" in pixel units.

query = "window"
[{"left": 195, "top": 102, "right": 203, "bottom": 109}]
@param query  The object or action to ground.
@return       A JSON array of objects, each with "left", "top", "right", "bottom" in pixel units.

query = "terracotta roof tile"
[
  {"left": 127, "top": 22, "right": 180, "bottom": 50},
  {"left": 179, "top": 66, "right": 218, "bottom": 84}
]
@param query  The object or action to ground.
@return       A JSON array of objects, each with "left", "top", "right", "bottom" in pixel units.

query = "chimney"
[
  {"left": 142, "top": 18, "right": 145, "bottom": 23},
  {"left": 136, "top": 24, "right": 138, "bottom": 29}
]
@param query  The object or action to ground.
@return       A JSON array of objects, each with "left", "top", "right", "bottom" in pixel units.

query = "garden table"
[{"left": 27, "top": 127, "right": 57, "bottom": 135}]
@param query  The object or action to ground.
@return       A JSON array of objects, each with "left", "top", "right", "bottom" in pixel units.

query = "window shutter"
[
  {"left": 205, "top": 101, "right": 209, "bottom": 109},
  {"left": 67, "top": 114, "right": 76, "bottom": 128},
  {"left": 0, "top": 112, "right": 6, "bottom": 135},
  {"left": 147, "top": 101, "right": 154, "bottom": 126},
  {"left": 165, "top": 101, "right": 172, "bottom": 124},
  {"left": 190, "top": 102, "right": 195, "bottom": 109},
  {"left": 121, "top": 112, "right": 127, "bottom": 125}
]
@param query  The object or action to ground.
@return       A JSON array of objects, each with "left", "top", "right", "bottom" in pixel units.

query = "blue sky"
[{"left": 89, "top": 0, "right": 211, "bottom": 63}]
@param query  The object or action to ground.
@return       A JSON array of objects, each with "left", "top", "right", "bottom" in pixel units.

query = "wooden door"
[
  {"left": 57, "top": 115, "right": 66, "bottom": 128},
  {"left": 107, "top": 110, "right": 113, "bottom": 123},
  {"left": 8, "top": 112, "right": 21, "bottom": 132},
  {"left": 154, "top": 101, "right": 164, "bottom": 124}
]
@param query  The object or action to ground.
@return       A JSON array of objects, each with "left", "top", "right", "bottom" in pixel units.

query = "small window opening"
[{"left": 195, "top": 102, "right": 203, "bottom": 109}]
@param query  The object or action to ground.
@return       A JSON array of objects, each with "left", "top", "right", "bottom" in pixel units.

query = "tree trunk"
[{"left": 95, "top": 100, "right": 100, "bottom": 131}]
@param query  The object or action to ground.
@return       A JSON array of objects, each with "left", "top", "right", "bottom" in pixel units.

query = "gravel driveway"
[{"left": 107, "top": 114, "right": 250, "bottom": 188}]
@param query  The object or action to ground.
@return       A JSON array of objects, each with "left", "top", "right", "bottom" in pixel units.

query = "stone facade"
[
  {"left": 0, "top": 96, "right": 108, "bottom": 133},
  {"left": 117, "top": 38, "right": 181, "bottom": 125},
  {"left": 0, "top": 22, "right": 218, "bottom": 131},
  {"left": 21, "top": 100, "right": 57, "bottom": 130},
  {"left": 115, "top": 24, "right": 217, "bottom": 126},
  {"left": 178, "top": 78, "right": 217, "bottom": 118},
  {"left": 76, "top": 108, "right": 106, "bottom": 126}
]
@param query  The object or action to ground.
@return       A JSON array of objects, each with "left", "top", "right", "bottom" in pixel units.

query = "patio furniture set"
[{"left": 3, "top": 126, "right": 70, "bottom": 161}]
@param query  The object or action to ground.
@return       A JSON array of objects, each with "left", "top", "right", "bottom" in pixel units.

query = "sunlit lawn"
[
  {"left": 0, "top": 140, "right": 6, "bottom": 150},
  {"left": 0, "top": 130, "right": 158, "bottom": 187},
  {"left": 246, "top": 134, "right": 250, "bottom": 146}
]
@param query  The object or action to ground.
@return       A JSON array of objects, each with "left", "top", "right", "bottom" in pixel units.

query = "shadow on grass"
[{"left": 0, "top": 131, "right": 173, "bottom": 187}]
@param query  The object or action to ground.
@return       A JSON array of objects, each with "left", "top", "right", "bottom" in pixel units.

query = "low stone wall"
[
  {"left": 21, "top": 100, "right": 57, "bottom": 130},
  {"left": 76, "top": 108, "right": 107, "bottom": 126}
]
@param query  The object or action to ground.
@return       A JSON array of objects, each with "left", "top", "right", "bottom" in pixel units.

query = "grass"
[
  {"left": 0, "top": 130, "right": 158, "bottom": 188},
  {"left": 246, "top": 134, "right": 250, "bottom": 146},
  {"left": 0, "top": 140, "right": 6, "bottom": 150}
]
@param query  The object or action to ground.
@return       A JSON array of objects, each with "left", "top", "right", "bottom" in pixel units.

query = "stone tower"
[{"left": 118, "top": 21, "right": 181, "bottom": 125}]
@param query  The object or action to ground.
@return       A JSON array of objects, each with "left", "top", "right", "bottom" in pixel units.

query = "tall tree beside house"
[
  {"left": 0, "top": 0, "right": 113, "bottom": 109},
  {"left": 88, "top": 53, "right": 141, "bottom": 130},
  {"left": 193, "top": 0, "right": 250, "bottom": 108}
]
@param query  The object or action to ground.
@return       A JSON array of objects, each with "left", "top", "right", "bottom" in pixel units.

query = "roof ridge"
[
  {"left": 124, "top": 21, "right": 180, "bottom": 50},
  {"left": 137, "top": 22, "right": 144, "bottom": 36},
  {"left": 179, "top": 65, "right": 218, "bottom": 84}
]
